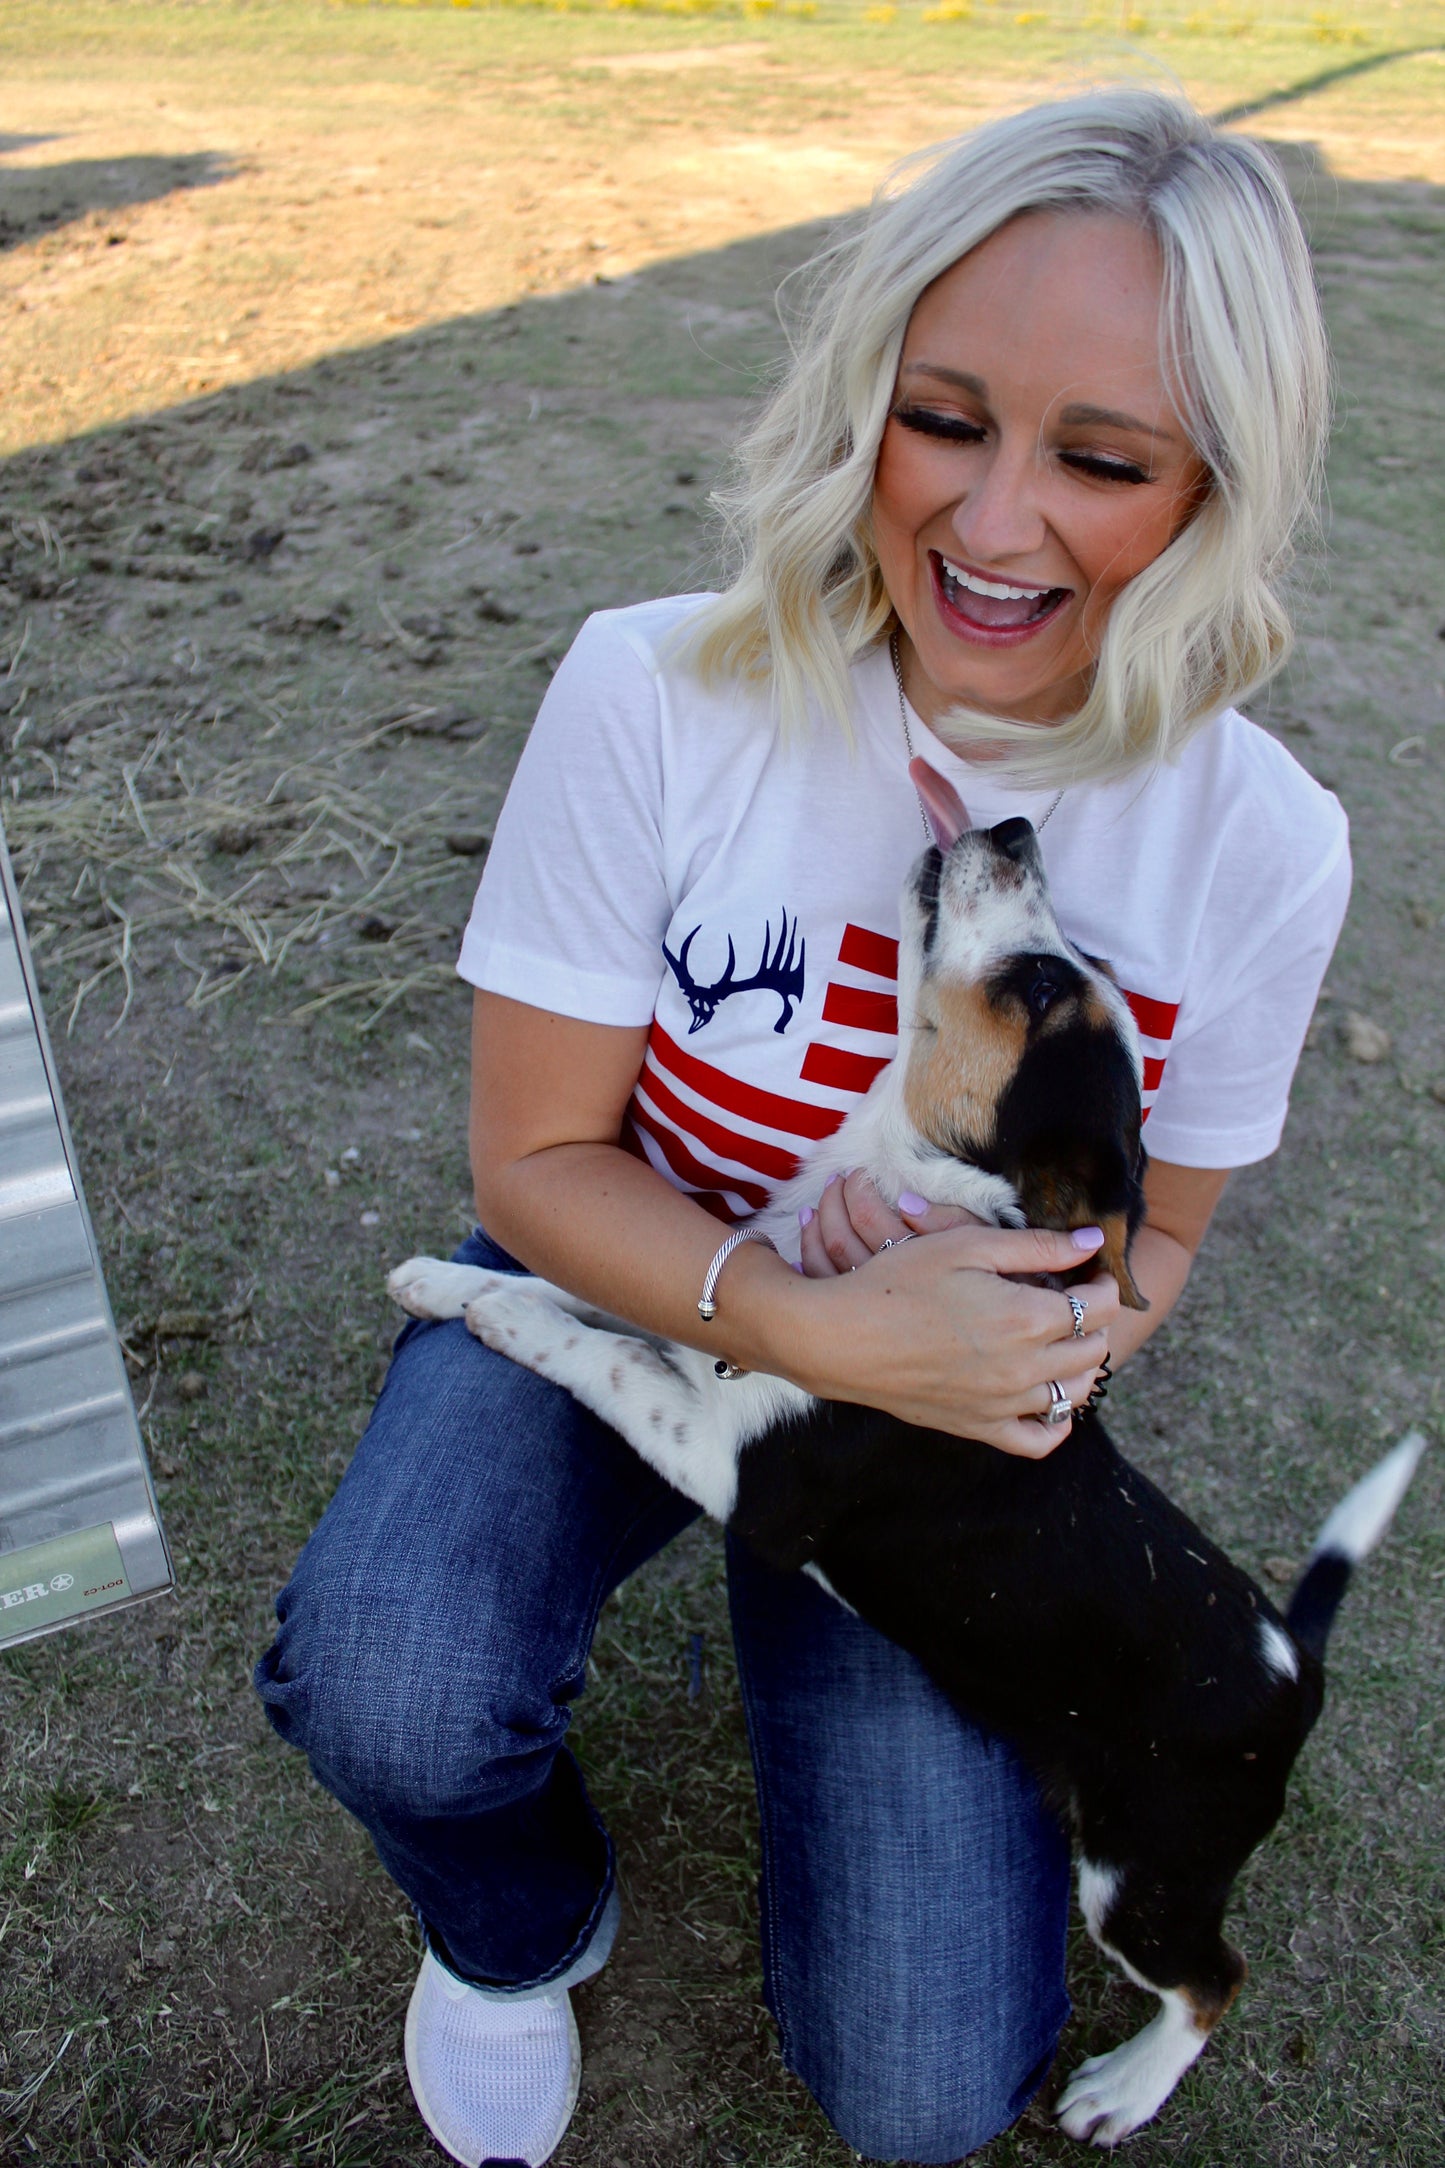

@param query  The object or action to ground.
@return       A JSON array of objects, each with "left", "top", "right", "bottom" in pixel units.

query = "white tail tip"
[{"left": 1309, "top": 1430, "right": 1428, "bottom": 1564}]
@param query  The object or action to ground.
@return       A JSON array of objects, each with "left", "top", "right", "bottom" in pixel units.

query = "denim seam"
[{"left": 728, "top": 1564, "right": 793, "bottom": 2068}]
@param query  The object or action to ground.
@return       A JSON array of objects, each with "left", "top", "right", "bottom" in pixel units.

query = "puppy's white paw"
[
  {"left": 1057, "top": 2046, "right": 1156, "bottom": 2147},
  {"left": 460, "top": 1279, "right": 561, "bottom": 1364},
  {"left": 1056, "top": 1997, "right": 1203, "bottom": 2147},
  {"left": 386, "top": 1256, "right": 491, "bottom": 1320}
]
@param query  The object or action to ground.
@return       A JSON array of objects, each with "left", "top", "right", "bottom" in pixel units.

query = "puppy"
[{"left": 390, "top": 762, "right": 1422, "bottom": 2146}]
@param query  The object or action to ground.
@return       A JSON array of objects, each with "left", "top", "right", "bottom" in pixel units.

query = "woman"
[{"left": 257, "top": 90, "right": 1349, "bottom": 2166}]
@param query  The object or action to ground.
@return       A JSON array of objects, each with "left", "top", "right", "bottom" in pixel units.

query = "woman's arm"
[
  {"left": 468, "top": 990, "right": 1120, "bottom": 1458},
  {"left": 800, "top": 1157, "right": 1231, "bottom": 1369},
  {"left": 1110, "top": 1158, "right": 1229, "bottom": 1364}
]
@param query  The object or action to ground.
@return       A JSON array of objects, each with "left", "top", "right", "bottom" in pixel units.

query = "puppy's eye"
[{"left": 1027, "top": 975, "right": 1061, "bottom": 1019}]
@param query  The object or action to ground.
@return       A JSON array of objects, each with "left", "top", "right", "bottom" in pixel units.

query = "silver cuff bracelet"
[{"left": 697, "top": 1226, "right": 778, "bottom": 1321}]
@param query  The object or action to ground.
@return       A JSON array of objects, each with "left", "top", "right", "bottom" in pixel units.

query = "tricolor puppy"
[{"left": 390, "top": 760, "right": 1423, "bottom": 2147}]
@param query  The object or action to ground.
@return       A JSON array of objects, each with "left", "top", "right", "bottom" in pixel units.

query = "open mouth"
[{"left": 930, "top": 552, "right": 1071, "bottom": 644}]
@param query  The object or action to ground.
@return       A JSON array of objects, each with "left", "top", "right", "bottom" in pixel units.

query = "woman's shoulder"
[
  {"left": 1165, "top": 703, "right": 1348, "bottom": 877},
  {"left": 567, "top": 592, "right": 721, "bottom": 677}
]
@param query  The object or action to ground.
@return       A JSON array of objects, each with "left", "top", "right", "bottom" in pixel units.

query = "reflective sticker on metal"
[{"left": 0, "top": 1521, "right": 134, "bottom": 1641}]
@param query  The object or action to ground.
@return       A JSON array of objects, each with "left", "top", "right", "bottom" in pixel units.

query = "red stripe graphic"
[
  {"left": 649, "top": 1021, "right": 841, "bottom": 1141},
  {"left": 624, "top": 1117, "right": 739, "bottom": 1224},
  {"left": 838, "top": 924, "right": 899, "bottom": 979},
  {"left": 822, "top": 983, "right": 899, "bottom": 1035},
  {"left": 801, "top": 1044, "right": 892, "bottom": 1093},
  {"left": 629, "top": 1101, "right": 768, "bottom": 1213},
  {"left": 638, "top": 919, "right": 1176, "bottom": 1209},
  {"left": 637, "top": 1066, "right": 803, "bottom": 1185},
  {"left": 1125, "top": 989, "right": 1179, "bottom": 1041}
]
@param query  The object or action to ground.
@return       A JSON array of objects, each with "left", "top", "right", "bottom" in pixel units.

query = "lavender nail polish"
[
  {"left": 798, "top": 1206, "right": 815, "bottom": 1227},
  {"left": 897, "top": 1191, "right": 930, "bottom": 1216},
  {"left": 1070, "top": 1225, "right": 1105, "bottom": 1250}
]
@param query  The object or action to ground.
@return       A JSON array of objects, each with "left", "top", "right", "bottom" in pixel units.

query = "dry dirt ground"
[{"left": 1, "top": 5, "right": 1443, "bottom": 2164}]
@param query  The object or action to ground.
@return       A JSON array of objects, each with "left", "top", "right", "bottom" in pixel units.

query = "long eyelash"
[
  {"left": 891, "top": 406, "right": 986, "bottom": 444},
  {"left": 1062, "top": 453, "right": 1151, "bottom": 486},
  {"left": 895, "top": 409, "right": 1153, "bottom": 485}
]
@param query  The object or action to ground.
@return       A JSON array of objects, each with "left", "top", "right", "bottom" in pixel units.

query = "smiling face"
[{"left": 872, "top": 211, "right": 1210, "bottom": 731}]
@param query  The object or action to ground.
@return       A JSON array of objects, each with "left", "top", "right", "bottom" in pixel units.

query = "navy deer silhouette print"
[{"left": 662, "top": 912, "right": 806, "bottom": 1034}]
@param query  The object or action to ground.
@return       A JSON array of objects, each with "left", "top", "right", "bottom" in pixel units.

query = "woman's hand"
[
  {"left": 798, "top": 1167, "right": 987, "bottom": 1274},
  {"left": 792, "top": 1171, "right": 1118, "bottom": 1457}
]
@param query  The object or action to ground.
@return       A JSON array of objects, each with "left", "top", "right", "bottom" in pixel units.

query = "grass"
[{"left": 1, "top": 2, "right": 1443, "bottom": 2161}]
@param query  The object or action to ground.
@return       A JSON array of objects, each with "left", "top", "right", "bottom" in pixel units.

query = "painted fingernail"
[
  {"left": 798, "top": 1206, "right": 815, "bottom": 1227},
  {"left": 1070, "top": 1226, "right": 1105, "bottom": 1250},
  {"left": 823, "top": 1171, "right": 842, "bottom": 1190},
  {"left": 898, "top": 1191, "right": 930, "bottom": 1215}
]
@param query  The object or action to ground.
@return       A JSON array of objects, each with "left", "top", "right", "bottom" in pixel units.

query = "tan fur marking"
[
  {"left": 1021, "top": 1166, "right": 1092, "bottom": 1228},
  {"left": 1181, "top": 1959, "right": 1247, "bottom": 2033},
  {"left": 904, "top": 979, "right": 1026, "bottom": 1153},
  {"left": 1099, "top": 1211, "right": 1149, "bottom": 1310},
  {"left": 1033, "top": 988, "right": 1116, "bottom": 1047}
]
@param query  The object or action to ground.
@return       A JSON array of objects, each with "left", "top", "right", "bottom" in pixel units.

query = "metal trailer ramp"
[{"left": 0, "top": 816, "right": 172, "bottom": 1650}]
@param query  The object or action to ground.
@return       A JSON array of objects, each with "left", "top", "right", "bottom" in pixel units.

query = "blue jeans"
[{"left": 255, "top": 1230, "right": 1070, "bottom": 2163}]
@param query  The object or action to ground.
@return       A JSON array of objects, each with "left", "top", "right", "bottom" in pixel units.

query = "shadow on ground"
[
  {"left": 0, "top": 141, "right": 1441, "bottom": 2168},
  {"left": 0, "top": 148, "right": 239, "bottom": 251},
  {"left": 1212, "top": 42, "right": 1445, "bottom": 125}
]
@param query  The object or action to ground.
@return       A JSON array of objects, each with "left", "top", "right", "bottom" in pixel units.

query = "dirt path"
[{"left": 3, "top": 4, "right": 1444, "bottom": 449}]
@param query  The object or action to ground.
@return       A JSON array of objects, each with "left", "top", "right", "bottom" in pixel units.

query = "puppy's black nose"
[{"left": 989, "top": 817, "right": 1036, "bottom": 859}]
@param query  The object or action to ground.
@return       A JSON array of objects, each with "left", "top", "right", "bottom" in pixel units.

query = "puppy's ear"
[
  {"left": 1098, "top": 1210, "right": 1149, "bottom": 1311},
  {"left": 1012, "top": 1145, "right": 1150, "bottom": 1309},
  {"left": 1076, "top": 946, "right": 1121, "bottom": 986},
  {"left": 907, "top": 758, "right": 971, "bottom": 850}
]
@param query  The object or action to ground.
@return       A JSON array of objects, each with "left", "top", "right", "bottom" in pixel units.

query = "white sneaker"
[{"left": 404, "top": 1947, "right": 581, "bottom": 2168}]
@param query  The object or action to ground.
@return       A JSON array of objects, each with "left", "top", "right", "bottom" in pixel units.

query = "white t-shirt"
[{"left": 459, "top": 596, "right": 1350, "bottom": 1220}]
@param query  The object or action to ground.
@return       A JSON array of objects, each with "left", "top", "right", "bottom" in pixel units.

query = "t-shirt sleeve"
[
  {"left": 456, "top": 613, "right": 670, "bottom": 1025},
  {"left": 1141, "top": 815, "right": 1351, "bottom": 1169}
]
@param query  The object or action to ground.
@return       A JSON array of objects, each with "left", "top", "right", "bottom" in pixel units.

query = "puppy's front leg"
[
  {"left": 387, "top": 1255, "right": 495, "bottom": 1320},
  {"left": 458, "top": 1270, "right": 792, "bottom": 1521}
]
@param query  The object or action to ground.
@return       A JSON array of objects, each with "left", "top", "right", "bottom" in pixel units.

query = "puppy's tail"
[{"left": 1285, "top": 1430, "right": 1427, "bottom": 1662}]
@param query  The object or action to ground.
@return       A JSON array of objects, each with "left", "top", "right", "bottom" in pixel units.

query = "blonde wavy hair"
[{"left": 686, "top": 89, "right": 1330, "bottom": 790}]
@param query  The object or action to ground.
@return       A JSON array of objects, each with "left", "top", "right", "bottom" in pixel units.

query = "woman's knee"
[
  {"left": 255, "top": 1543, "right": 577, "bottom": 1821},
  {"left": 792, "top": 2016, "right": 1064, "bottom": 2163},
  {"left": 254, "top": 1305, "right": 688, "bottom": 1820},
  {"left": 767, "top": 1824, "right": 1069, "bottom": 2161},
  {"left": 252, "top": 1387, "right": 595, "bottom": 1820}
]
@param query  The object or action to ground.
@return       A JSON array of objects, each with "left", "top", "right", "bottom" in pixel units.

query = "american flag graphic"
[{"left": 624, "top": 924, "right": 1177, "bottom": 1222}]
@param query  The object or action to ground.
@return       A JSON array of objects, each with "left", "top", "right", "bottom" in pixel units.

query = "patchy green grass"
[{"left": 1, "top": 4, "right": 1443, "bottom": 2162}]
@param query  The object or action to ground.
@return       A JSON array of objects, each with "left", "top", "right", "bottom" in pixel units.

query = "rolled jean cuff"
[{"left": 424, "top": 1881, "right": 622, "bottom": 2003}]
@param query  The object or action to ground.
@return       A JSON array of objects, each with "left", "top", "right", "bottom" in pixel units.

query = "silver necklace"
[{"left": 890, "top": 632, "right": 1063, "bottom": 842}]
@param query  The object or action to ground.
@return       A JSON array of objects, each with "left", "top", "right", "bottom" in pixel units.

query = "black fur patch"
[
  {"left": 976, "top": 1011, "right": 1147, "bottom": 1242},
  {"left": 730, "top": 1399, "right": 1323, "bottom": 2009},
  {"left": 914, "top": 846, "right": 945, "bottom": 958}
]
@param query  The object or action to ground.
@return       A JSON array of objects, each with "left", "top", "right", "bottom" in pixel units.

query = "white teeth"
[{"left": 940, "top": 557, "right": 1053, "bottom": 602}]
